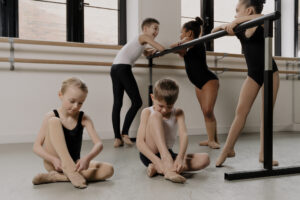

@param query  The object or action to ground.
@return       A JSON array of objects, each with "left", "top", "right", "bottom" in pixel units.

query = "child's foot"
[
  {"left": 32, "top": 171, "right": 68, "bottom": 185},
  {"left": 199, "top": 140, "right": 209, "bottom": 146},
  {"left": 215, "top": 149, "right": 235, "bottom": 167},
  {"left": 208, "top": 141, "right": 220, "bottom": 149},
  {"left": 147, "top": 164, "right": 157, "bottom": 177},
  {"left": 122, "top": 135, "right": 134, "bottom": 146},
  {"left": 199, "top": 140, "right": 220, "bottom": 149},
  {"left": 259, "top": 156, "right": 279, "bottom": 166},
  {"left": 114, "top": 138, "right": 124, "bottom": 148},
  {"left": 228, "top": 150, "right": 235, "bottom": 157},
  {"left": 63, "top": 169, "right": 87, "bottom": 189},
  {"left": 164, "top": 171, "right": 186, "bottom": 183}
]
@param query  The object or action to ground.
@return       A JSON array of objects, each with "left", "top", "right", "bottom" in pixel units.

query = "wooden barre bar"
[
  {"left": 1, "top": 37, "right": 299, "bottom": 62},
  {"left": 0, "top": 57, "right": 298, "bottom": 75},
  {"left": 0, "top": 37, "right": 122, "bottom": 50}
]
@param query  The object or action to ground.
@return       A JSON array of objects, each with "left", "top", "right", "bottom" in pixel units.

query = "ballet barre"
[{"left": 148, "top": 11, "right": 300, "bottom": 180}]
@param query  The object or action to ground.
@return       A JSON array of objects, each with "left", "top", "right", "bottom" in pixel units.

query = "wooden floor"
[{"left": 1, "top": 132, "right": 300, "bottom": 200}]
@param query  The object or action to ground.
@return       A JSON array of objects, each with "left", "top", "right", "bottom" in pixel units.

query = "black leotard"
[
  {"left": 53, "top": 110, "right": 84, "bottom": 162},
  {"left": 183, "top": 43, "right": 218, "bottom": 89},
  {"left": 236, "top": 25, "right": 278, "bottom": 86}
]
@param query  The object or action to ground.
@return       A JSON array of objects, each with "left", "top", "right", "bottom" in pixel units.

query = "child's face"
[
  {"left": 152, "top": 95, "right": 174, "bottom": 117},
  {"left": 59, "top": 86, "right": 87, "bottom": 115},
  {"left": 235, "top": 1, "right": 253, "bottom": 18},
  {"left": 180, "top": 28, "right": 192, "bottom": 40},
  {"left": 143, "top": 23, "right": 160, "bottom": 39}
]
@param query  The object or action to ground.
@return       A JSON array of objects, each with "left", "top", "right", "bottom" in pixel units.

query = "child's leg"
[
  {"left": 80, "top": 161, "right": 114, "bottom": 182},
  {"left": 145, "top": 111, "right": 186, "bottom": 183},
  {"left": 259, "top": 71, "right": 279, "bottom": 166},
  {"left": 196, "top": 80, "right": 220, "bottom": 149},
  {"left": 216, "top": 77, "right": 261, "bottom": 167},
  {"left": 182, "top": 153, "right": 210, "bottom": 171},
  {"left": 111, "top": 69, "right": 125, "bottom": 147},
  {"left": 43, "top": 117, "right": 86, "bottom": 188},
  {"left": 120, "top": 67, "right": 142, "bottom": 145}
]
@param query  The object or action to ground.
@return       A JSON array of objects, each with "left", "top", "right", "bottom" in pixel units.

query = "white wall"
[
  {"left": 281, "top": 0, "right": 295, "bottom": 57},
  {"left": 0, "top": 40, "right": 295, "bottom": 144},
  {"left": 127, "top": 0, "right": 181, "bottom": 46}
]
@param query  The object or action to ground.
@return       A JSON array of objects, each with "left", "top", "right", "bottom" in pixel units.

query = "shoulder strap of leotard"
[
  {"left": 77, "top": 111, "right": 84, "bottom": 125},
  {"left": 53, "top": 109, "right": 59, "bottom": 118}
]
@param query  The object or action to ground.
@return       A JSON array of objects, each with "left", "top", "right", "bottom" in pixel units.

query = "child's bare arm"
[
  {"left": 139, "top": 34, "right": 165, "bottom": 52},
  {"left": 76, "top": 114, "right": 103, "bottom": 171},
  {"left": 33, "top": 112, "right": 62, "bottom": 170},
  {"left": 176, "top": 109, "right": 188, "bottom": 159},
  {"left": 212, "top": 14, "right": 262, "bottom": 36},
  {"left": 136, "top": 109, "right": 161, "bottom": 165},
  {"left": 173, "top": 109, "right": 188, "bottom": 173},
  {"left": 170, "top": 37, "right": 192, "bottom": 57},
  {"left": 143, "top": 48, "right": 158, "bottom": 57}
]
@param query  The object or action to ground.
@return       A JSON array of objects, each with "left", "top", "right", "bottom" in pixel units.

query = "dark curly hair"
[
  {"left": 240, "top": 0, "right": 266, "bottom": 14},
  {"left": 183, "top": 17, "right": 204, "bottom": 39}
]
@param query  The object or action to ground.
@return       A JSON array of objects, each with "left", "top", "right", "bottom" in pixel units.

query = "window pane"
[
  {"left": 298, "top": 1, "right": 300, "bottom": 56},
  {"left": 84, "top": 0, "right": 118, "bottom": 45},
  {"left": 214, "top": 22, "right": 242, "bottom": 54},
  {"left": 181, "top": 0, "right": 201, "bottom": 26},
  {"left": 215, "top": 0, "right": 236, "bottom": 23},
  {"left": 84, "top": 6, "right": 118, "bottom": 44},
  {"left": 84, "top": 0, "right": 118, "bottom": 10},
  {"left": 19, "top": 0, "right": 66, "bottom": 41}
]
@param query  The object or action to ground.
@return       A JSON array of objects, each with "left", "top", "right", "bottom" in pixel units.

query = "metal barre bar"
[{"left": 148, "top": 11, "right": 281, "bottom": 59}]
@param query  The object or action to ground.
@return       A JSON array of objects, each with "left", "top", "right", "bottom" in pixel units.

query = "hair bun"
[
  {"left": 255, "top": 0, "right": 266, "bottom": 4},
  {"left": 195, "top": 17, "right": 203, "bottom": 26}
]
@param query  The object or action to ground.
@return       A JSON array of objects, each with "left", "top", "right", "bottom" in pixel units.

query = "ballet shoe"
[
  {"left": 147, "top": 164, "right": 157, "bottom": 177},
  {"left": 164, "top": 171, "right": 186, "bottom": 183}
]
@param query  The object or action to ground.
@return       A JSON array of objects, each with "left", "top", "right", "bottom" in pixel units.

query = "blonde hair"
[
  {"left": 60, "top": 77, "right": 88, "bottom": 94},
  {"left": 153, "top": 78, "right": 179, "bottom": 105}
]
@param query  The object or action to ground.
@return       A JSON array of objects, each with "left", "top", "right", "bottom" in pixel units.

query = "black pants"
[{"left": 110, "top": 64, "right": 143, "bottom": 139}]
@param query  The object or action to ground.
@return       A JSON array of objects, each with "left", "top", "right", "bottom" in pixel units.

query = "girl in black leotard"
[
  {"left": 32, "top": 77, "right": 114, "bottom": 188},
  {"left": 212, "top": 0, "right": 280, "bottom": 167},
  {"left": 171, "top": 17, "right": 220, "bottom": 149}
]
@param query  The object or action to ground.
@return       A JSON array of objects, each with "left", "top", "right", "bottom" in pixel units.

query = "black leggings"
[{"left": 110, "top": 64, "right": 143, "bottom": 139}]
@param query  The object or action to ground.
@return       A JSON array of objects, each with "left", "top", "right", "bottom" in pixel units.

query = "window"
[
  {"left": 298, "top": 0, "right": 300, "bottom": 56},
  {"left": 19, "top": 0, "right": 66, "bottom": 42},
  {"left": 19, "top": 0, "right": 119, "bottom": 44},
  {"left": 84, "top": 0, "right": 118, "bottom": 45},
  {"left": 181, "top": 0, "right": 201, "bottom": 26}
]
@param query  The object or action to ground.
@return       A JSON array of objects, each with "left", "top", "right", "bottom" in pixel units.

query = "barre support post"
[
  {"left": 263, "top": 19, "right": 274, "bottom": 170},
  {"left": 148, "top": 58, "right": 153, "bottom": 106}
]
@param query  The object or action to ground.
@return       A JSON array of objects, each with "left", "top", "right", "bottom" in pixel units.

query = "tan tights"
[{"left": 33, "top": 117, "right": 113, "bottom": 188}]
